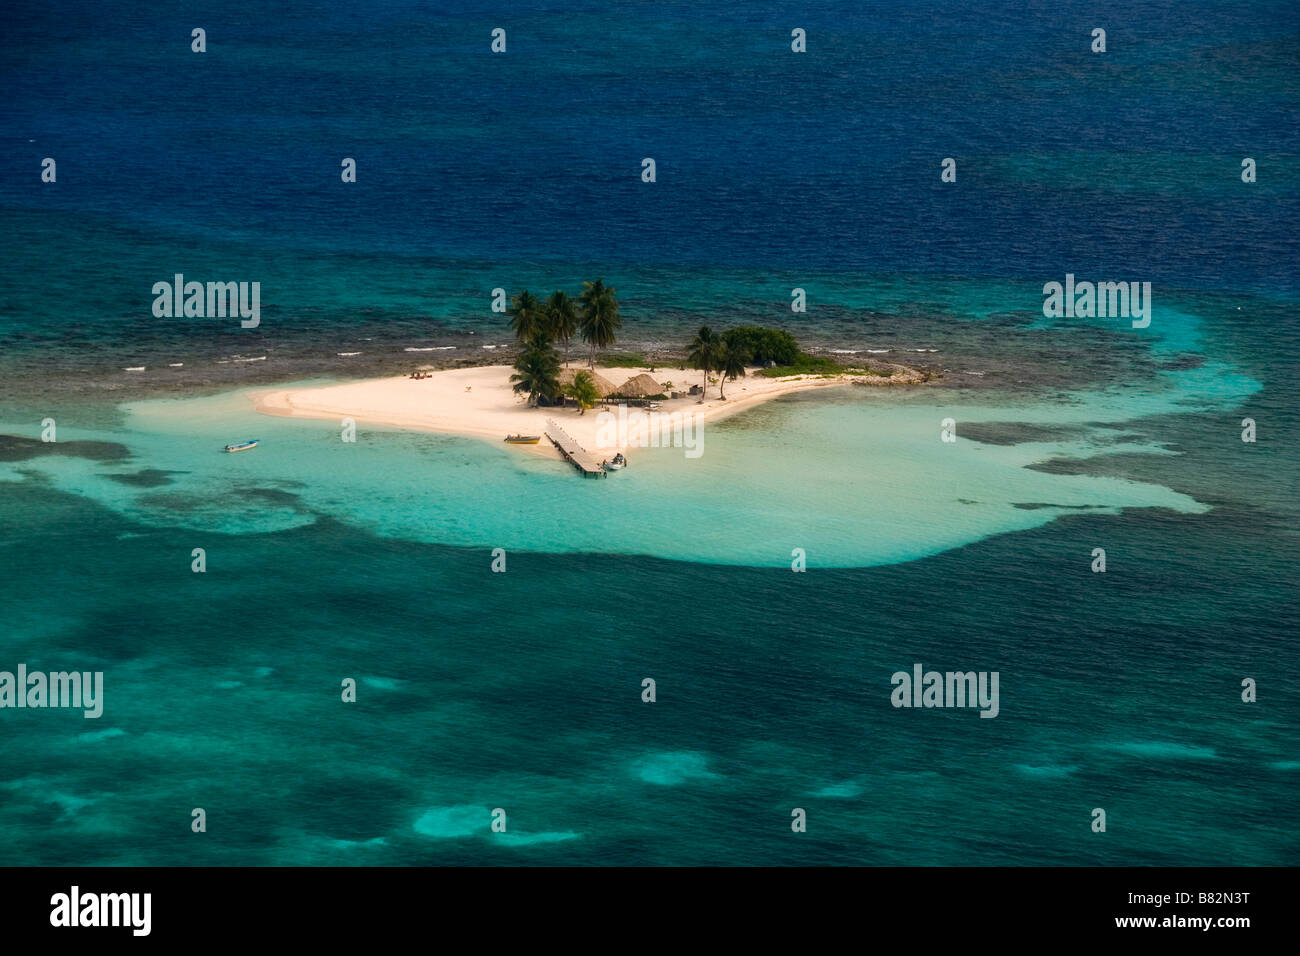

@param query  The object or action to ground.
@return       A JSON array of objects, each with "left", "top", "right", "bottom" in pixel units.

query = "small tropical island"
[{"left": 253, "top": 279, "right": 934, "bottom": 464}]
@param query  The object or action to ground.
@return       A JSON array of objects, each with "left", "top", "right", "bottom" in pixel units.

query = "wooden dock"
[{"left": 545, "top": 419, "right": 607, "bottom": 478}]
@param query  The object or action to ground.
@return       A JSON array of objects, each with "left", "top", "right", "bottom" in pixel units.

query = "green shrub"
[
  {"left": 720, "top": 327, "right": 801, "bottom": 367},
  {"left": 597, "top": 352, "right": 649, "bottom": 368},
  {"left": 757, "top": 354, "right": 843, "bottom": 377}
]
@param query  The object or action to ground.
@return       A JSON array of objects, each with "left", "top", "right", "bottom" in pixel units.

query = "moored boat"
[
  {"left": 604, "top": 452, "right": 627, "bottom": 471},
  {"left": 504, "top": 434, "right": 541, "bottom": 444},
  {"left": 223, "top": 439, "right": 260, "bottom": 453}
]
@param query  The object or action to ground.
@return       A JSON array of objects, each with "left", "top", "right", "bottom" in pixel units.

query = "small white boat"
[
  {"left": 223, "top": 439, "right": 260, "bottom": 453},
  {"left": 604, "top": 453, "right": 627, "bottom": 471}
]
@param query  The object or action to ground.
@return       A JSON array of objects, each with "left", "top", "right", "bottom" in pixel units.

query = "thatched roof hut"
[
  {"left": 614, "top": 373, "right": 665, "bottom": 398},
  {"left": 559, "top": 367, "right": 618, "bottom": 397}
]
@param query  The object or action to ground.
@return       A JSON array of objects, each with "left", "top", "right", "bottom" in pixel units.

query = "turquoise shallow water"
[
  {"left": 0, "top": 376, "right": 1226, "bottom": 568},
  {"left": 0, "top": 293, "right": 1263, "bottom": 568}
]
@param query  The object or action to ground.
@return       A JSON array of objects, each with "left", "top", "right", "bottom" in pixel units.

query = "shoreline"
[{"left": 251, "top": 361, "right": 932, "bottom": 458}]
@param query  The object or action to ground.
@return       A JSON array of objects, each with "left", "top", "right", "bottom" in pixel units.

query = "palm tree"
[
  {"left": 579, "top": 279, "right": 621, "bottom": 367},
  {"left": 579, "top": 278, "right": 606, "bottom": 313},
  {"left": 507, "top": 291, "right": 546, "bottom": 344},
  {"left": 717, "top": 343, "right": 746, "bottom": 400},
  {"left": 545, "top": 290, "right": 578, "bottom": 366},
  {"left": 565, "top": 370, "right": 601, "bottom": 415},
  {"left": 510, "top": 341, "right": 561, "bottom": 407},
  {"left": 687, "top": 326, "right": 720, "bottom": 400}
]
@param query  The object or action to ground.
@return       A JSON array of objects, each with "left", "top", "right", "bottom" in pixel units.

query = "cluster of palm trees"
[
  {"left": 687, "top": 326, "right": 747, "bottom": 400},
  {"left": 508, "top": 280, "right": 621, "bottom": 407}
]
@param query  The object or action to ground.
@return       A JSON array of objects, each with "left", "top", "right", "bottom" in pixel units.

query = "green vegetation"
[
  {"left": 720, "top": 326, "right": 801, "bottom": 367},
  {"left": 687, "top": 326, "right": 721, "bottom": 399},
  {"left": 717, "top": 343, "right": 746, "bottom": 399},
  {"left": 756, "top": 353, "right": 843, "bottom": 377},
  {"left": 579, "top": 279, "right": 622, "bottom": 368},
  {"left": 509, "top": 335, "right": 561, "bottom": 407},
  {"left": 506, "top": 280, "right": 622, "bottom": 408},
  {"left": 565, "top": 370, "right": 601, "bottom": 415},
  {"left": 545, "top": 290, "right": 577, "bottom": 367},
  {"left": 686, "top": 324, "right": 858, "bottom": 395},
  {"left": 597, "top": 351, "right": 650, "bottom": 368},
  {"left": 505, "top": 302, "right": 885, "bottom": 407},
  {"left": 506, "top": 291, "right": 547, "bottom": 345}
]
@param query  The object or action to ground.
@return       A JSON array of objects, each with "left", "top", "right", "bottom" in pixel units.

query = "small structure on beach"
[
  {"left": 614, "top": 373, "right": 664, "bottom": 398},
  {"left": 559, "top": 368, "right": 618, "bottom": 398}
]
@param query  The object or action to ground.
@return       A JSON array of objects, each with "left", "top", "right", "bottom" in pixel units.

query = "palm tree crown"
[
  {"left": 579, "top": 279, "right": 621, "bottom": 367},
  {"left": 717, "top": 343, "right": 746, "bottom": 400},
  {"left": 510, "top": 341, "right": 561, "bottom": 407},
  {"left": 507, "top": 290, "right": 546, "bottom": 345},
  {"left": 687, "top": 326, "right": 720, "bottom": 399},
  {"left": 566, "top": 370, "right": 601, "bottom": 415},
  {"left": 545, "top": 290, "right": 578, "bottom": 366}
]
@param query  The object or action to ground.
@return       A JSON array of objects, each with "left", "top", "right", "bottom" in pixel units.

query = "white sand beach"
[{"left": 252, "top": 363, "right": 926, "bottom": 459}]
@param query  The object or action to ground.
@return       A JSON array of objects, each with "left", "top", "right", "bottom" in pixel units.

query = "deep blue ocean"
[{"left": 0, "top": 1, "right": 1297, "bottom": 865}]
